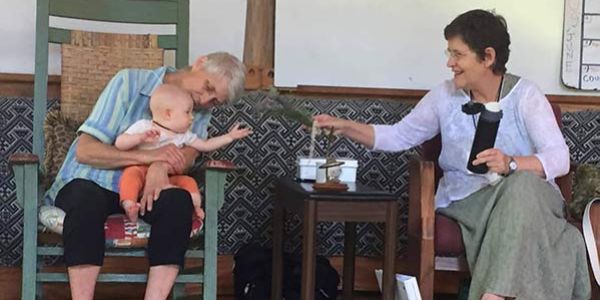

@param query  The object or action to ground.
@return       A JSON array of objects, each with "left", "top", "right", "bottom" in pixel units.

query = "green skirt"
[{"left": 438, "top": 171, "right": 591, "bottom": 300}]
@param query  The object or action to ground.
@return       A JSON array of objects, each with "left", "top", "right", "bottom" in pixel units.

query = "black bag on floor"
[
  {"left": 282, "top": 254, "right": 339, "bottom": 300},
  {"left": 233, "top": 244, "right": 273, "bottom": 300},
  {"left": 233, "top": 244, "right": 340, "bottom": 300}
]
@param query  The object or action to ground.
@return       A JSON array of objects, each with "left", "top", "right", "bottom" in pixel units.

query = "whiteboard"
[
  {"left": 562, "top": 0, "right": 600, "bottom": 90},
  {"left": 275, "top": 0, "right": 577, "bottom": 94}
]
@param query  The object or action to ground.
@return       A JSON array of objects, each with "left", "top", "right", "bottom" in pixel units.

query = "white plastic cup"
[{"left": 315, "top": 162, "right": 327, "bottom": 183}]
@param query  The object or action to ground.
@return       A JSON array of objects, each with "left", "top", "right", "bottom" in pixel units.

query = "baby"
[{"left": 115, "top": 84, "right": 251, "bottom": 222}]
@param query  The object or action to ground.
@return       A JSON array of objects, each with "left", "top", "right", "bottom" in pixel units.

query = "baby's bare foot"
[
  {"left": 195, "top": 207, "right": 205, "bottom": 220},
  {"left": 121, "top": 200, "right": 140, "bottom": 223},
  {"left": 191, "top": 193, "right": 204, "bottom": 220}
]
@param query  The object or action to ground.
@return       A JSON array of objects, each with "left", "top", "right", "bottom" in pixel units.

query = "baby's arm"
[
  {"left": 188, "top": 123, "right": 252, "bottom": 152},
  {"left": 115, "top": 129, "right": 160, "bottom": 150}
]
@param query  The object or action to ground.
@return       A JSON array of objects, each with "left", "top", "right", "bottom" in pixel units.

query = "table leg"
[
  {"left": 343, "top": 222, "right": 357, "bottom": 300},
  {"left": 301, "top": 200, "right": 317, "bottom": 300},
  {"left": 271, "top": 189, "right": 285, "bottom": 300},
  {"left": 382, "top": 201, "right": 398, "bottom": 300}
]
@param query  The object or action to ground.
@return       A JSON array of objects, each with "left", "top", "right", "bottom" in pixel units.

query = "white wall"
[
  {"left": 0, "top": 0, "right": 247, "bottom": 75},
  {"left": 275, "top": 0, "right": 599, "bottom": 95}
]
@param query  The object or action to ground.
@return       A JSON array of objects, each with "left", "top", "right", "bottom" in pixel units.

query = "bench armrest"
[
  {"left": 556, "top": 163, "right": 577, "bottom": 204},
  {"left": 9, "top": 153, "right": 39, "bottom": 166},
  {"left": 9, "top": 153, "right": 40, "bottom": 211},
  {"left": 406, "top": 156, "right": 436, "bottom": 297},
  {"left": 203, "top": 159, "right": 236, "bottom": 172}
]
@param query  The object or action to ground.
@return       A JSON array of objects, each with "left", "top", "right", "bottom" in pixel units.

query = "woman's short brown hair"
[{"left": 444, "top": 9, "right": 510, "bottom": 75}]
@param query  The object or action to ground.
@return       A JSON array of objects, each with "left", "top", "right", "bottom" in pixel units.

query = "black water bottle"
[{"left": 467, "top": 102, "right": 503, "bottom": 174}]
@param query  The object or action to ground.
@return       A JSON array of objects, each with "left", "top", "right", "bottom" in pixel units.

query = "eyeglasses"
[{"left": 444, "top": 49, "right": 467, "bottom": 60}]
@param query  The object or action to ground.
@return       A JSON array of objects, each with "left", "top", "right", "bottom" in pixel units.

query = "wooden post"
[{"left": 243, "top": 0, "right": 274, "bottom": 89}]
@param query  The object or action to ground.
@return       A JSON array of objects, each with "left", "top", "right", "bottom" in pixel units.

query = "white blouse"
[{"left": 372, "top": 77, "right": 570, "bottom": 208}]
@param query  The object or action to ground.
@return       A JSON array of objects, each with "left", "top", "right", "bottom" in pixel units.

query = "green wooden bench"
[{"left": 9, "top": 1, "right": 229, "bottom": 299}]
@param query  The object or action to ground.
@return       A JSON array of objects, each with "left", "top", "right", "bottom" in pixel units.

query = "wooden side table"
[{"left": 271, "top": 178, "right": 398, "bottom": 300}]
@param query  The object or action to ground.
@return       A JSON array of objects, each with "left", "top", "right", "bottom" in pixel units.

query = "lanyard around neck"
[
  {"left": 469, "top": 75, "right": 505, "bottom": 103},
  {"left": 467, "top": 75, "right": 504, "bottom": 128}
]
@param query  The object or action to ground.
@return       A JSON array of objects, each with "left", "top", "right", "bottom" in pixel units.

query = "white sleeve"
[
  {"left": 181, "top": 130, "right": 199, "bottom": 145},
  {"left": 519, "top": 85, "right": 570, "bottom": 180},
  {"left": 372, "top": 89, "right": 440, "bottom": 152},
  {"left": 123, "top": 120, "right": 152, "bottom": 135}
]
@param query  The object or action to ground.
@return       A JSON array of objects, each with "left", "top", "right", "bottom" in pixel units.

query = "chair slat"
[
  {"left": 48, "top": 28, "right": 70, "bottom": 44},
  {"left": 48, "top": 27, "right": 177, "bottom": 50},
  {"left": 38, "top": 246, "right": 205, "bottom": 258},
  {"left": 158, "top": 35, "right": 178, "bottom": 50},
  {"left": 49, "top": 28, "right": 179, "bottom": 49},
  {"left": 37, "top": 273, "right": 204, "bottom": 283},
  {"left": 49, "top": 0, "right": 178, "bottom": 24}
]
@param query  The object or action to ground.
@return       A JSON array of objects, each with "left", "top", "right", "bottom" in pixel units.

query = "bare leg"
[
  {"left": 67, "top": 265, "right": 101, "bottom": 300},
  {"left": 144, "top": 265, "right": 179, "bottom": 300}
]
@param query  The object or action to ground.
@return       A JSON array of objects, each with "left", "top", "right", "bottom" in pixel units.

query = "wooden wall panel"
[
  {"left": 293, "top": 85, "right": 600, "bottom": 112},
  {"left": 1, "top": 72, "right": 599, "bottom": 112},
  {"left": 0, "top": 73, "right": 60, "bottom": 98}
]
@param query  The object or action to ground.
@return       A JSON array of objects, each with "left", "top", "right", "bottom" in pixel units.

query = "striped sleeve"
[
  {"left": 78, "top": 70, "right": 132, "bottom": 144},
  {"left": 190, "top": 110, "right": 211, "bottom": 140}
]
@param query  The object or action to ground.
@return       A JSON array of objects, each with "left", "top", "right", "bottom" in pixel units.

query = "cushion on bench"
[{"left": 39, "top": 205, "right": 203, "bottom": 248}]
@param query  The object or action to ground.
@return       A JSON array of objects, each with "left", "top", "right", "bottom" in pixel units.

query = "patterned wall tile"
[
  {"left": 204, "top": 93, "right": 415, "bottom": 257},
  {"left": 1, "top": 94, "right": 599, "bottom": 266},
  {"left": 1, "top": 97, "right": 57, "bottom": 265},
  {"left": 563, "top": 110, "right": 600, "bottom": 164}
]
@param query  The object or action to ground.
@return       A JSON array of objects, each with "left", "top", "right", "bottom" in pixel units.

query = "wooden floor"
[
  {"left": 0, "top": 254, "right": 464, "bottom": 300},
  {"left": 217, "top": 293, "right": 457, "bottom": 300},
  {"left": 0, "top": 272, "right": 457, "bottom": 300},
  {"left": 0, "top": 283, "right": 456, "bottom": 300},
  {"left": 3, "top": 254, "right": 597, "bottom": 299}
]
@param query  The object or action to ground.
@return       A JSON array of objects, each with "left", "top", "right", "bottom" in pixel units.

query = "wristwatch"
[{"left": 506, "top": 156, "right": 518, "bottom": 176}]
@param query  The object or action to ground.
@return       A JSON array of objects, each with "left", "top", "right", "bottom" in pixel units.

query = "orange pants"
[{"left": 119, "top": 165, "right": 199, "bottom": 202}]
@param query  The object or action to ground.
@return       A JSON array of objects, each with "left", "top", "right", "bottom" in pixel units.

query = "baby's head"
[{"left": 149, "top": 84, "right": 194, "bottom": 133}]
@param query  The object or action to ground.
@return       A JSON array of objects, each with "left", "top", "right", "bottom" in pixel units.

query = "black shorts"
[{"left": 55, "top": 179, "right": 193, "bottom": 267}]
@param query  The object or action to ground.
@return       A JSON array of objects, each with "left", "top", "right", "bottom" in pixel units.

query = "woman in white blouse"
[{"left": 314, "top": 9, "right": 590, "bottom": 300}]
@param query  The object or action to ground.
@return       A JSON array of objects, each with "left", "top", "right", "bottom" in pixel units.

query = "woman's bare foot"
[
  {"left": 121, "top": 199, "right": 140, "bottom": 222},
  {"left": 481, "top": 293, "right": 505, "bottom": 300}
]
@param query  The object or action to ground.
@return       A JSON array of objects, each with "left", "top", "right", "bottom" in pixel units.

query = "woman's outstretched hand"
[
  {"left": 312, "top": 114, "right": 375, "bottom": 149},
  {"left": 313, "top": 114, "right": 347, "bottom": 136}
]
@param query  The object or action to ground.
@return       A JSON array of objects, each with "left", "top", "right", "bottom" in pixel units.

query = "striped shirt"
[{"left": 45, "top": 67, "right": 211, "bottom": 204}]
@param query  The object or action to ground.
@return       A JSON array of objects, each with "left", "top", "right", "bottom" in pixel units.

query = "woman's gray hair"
[{"left": 202, "top": 52, "right": 246, "bottom": 103}]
